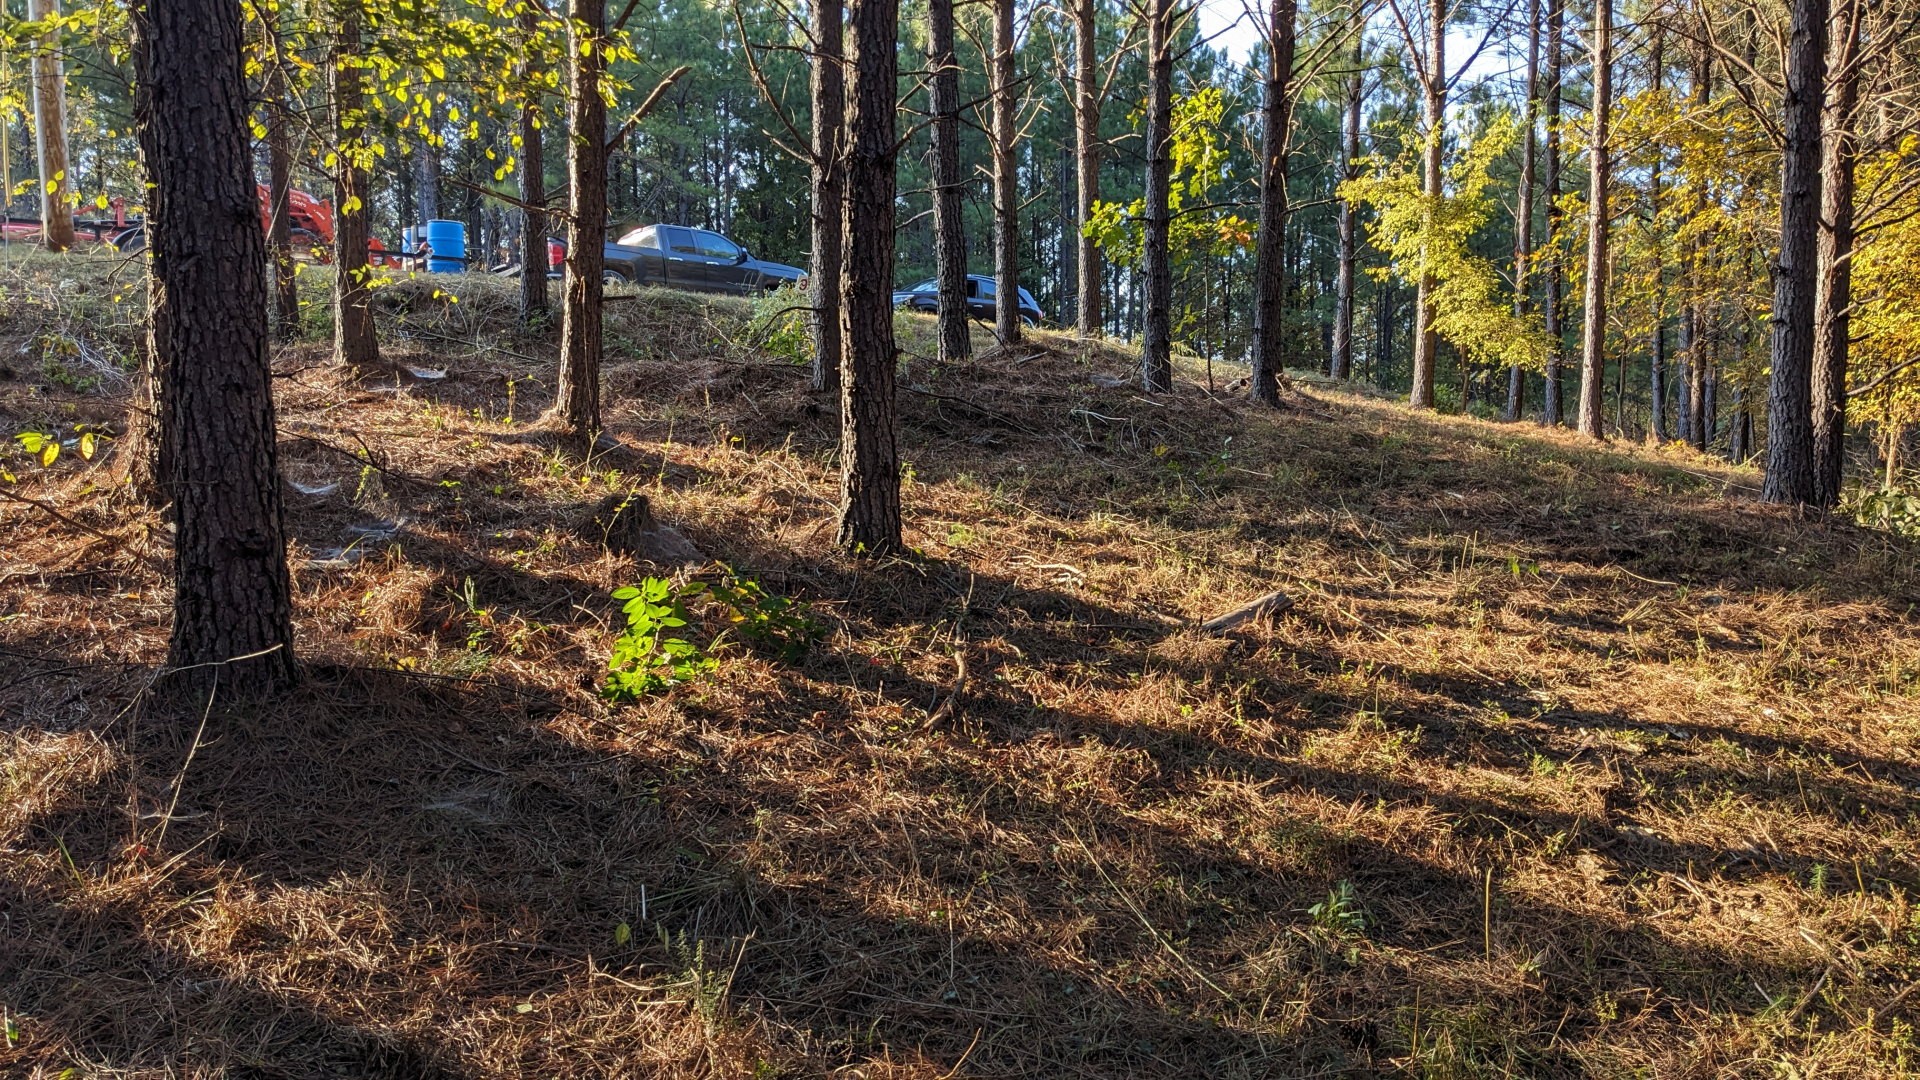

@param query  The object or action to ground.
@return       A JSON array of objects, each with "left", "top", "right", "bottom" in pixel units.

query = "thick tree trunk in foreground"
[
  {"left": 1249, "top": 0, "right": 1297, "bottom": 404},
  {"left": 1763, "top": 0, "right": 1829, "bottom": 506},
  {"left": 29, "top": 0, "right": 75, "bottom": 252},
  {"left": 990, "top": 0, "right": 1021, "bottom": 346},
  {"left": 1575, "top": 0, "right": 1612, "bottom": 439},
  {"left": 331, "top": 9, "right": 380, "bottom": 369},
  {"left": 547, "top": 0, "right": 608, "bottom": 451},
  {"left": 1408, "top": 0, "right": 1444, "bottom": 409},
  {"left": 1140, "top": 0, "right": 1174, "bottom": 392},
  {"left": 1540, "top": 0, "right": 1565, "bottom": 425},
  {"left": 1073, "top": 0, "right": 1102, "bottom": 338},
  {"left": 518, "top": 6, "right": 550, "bottom": 328},
  {"left": 929, "top": 0, "right": 970, "bottom": 364},
  {"left": 836, "top": 0, "right": 902, "bottom": 554},
  {"left": 809, "top": 0, "right": 845, "bottom": 389},
  {"left": 1504, "top": 0, "right": 1539, "bottom": 421},
  {"left": 1332, "top": 32, "right": 1363, "bottom": 382},
  {"left": 1811, "top": 1, "right": 1860, "bottom": 510},
  {"left": 146, "top": 0, "right": 296, "bottom": 693}
]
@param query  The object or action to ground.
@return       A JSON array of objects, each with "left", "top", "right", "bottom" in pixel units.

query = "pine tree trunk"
[
  {"left": 1504, "top": 0, "right": 1538, "bottom": 421},
  {"left": 266, "top": 74, "right": 299, "bottom": 340},
  {"left": 1073, "top": 0, "right": 1102, "bottom": 338},
  {"left": 331, "top": 8, "right": 380, "bottom": 369},
  {"left": 990, "top": 0, "right": 1021, "bottom": 347},
  {"left": 29, "top": 0, "right": 75, "bottom": 251},
  {"left": 518, "top": 6, "right": 550, "bottom": 328},
  {"left": 1249, "top": 0, "right": 1296, "bottom": 404},
  {"left": 836, "top": 0, "right": 901, "bottom": 555},
  {"left": 145, "top": 0, "right": 296, "bottom": 693},
  {"left": 1140, "top": 0, "right": 1174, "bottom": 392},
  {"left": 1575, "top": 0, "right": 1611, "bottom": 440},
  {"left": 1763, "top": 0, "right": 1829, "bottom": 505},
  {"left": 1680, "top": 39, "right": 1709, "bottom": 449},
  {"left": 1409, "top": 0, "right": 1444, "bottom": 410},
  {"left": 548, "top": 0, "right": 607, "bottom": 451},
  {"left": 929, "top": 0, "right": 970, "bottom": 364},
  {"left": 1811, "top": 0, "right": 1860, "bottom": 509},
  {"left": 1331, "top": 32, "right": 1362, "bottom": 382},
  {"left": 809, "top": 0, "right": 846, "bottom": 389},
  {"left": 120, "top": 0, "right": 168, "bottom": 506},
  {"left": 1540, "top": 0, "right": 1565, "bottom": 425}
]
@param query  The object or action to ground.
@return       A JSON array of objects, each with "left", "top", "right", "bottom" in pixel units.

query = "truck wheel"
[
  {"left": 603, "top": 267, "right": 630, "bottom": 287},
  {"left": 111, "top": 227, "right": 146, "bottom": 254}
]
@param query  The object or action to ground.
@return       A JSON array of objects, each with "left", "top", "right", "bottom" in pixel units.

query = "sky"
[{"left": 1190, "top": 0, "right": 1532, "bottom": 89}]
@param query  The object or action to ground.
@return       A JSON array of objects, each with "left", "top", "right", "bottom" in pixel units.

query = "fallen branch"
[
  {"left": 925, "top": 649, "right": 969, "bottom": 727},
  {"left": 1199, "top": 588, "right": 1294, "bottom": 634}
]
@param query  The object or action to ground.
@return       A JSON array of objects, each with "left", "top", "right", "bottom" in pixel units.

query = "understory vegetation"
[{"left": 3, "top": 255, "right": 1917, "bottom": 1076}]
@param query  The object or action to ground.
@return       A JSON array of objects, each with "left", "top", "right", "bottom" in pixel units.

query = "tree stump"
[{"left": 580, "top": 493, "right": 705, "bottom": 566}]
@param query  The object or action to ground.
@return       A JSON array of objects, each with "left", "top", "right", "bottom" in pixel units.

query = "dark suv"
[
  {"left": 602, "top": 224, "right": 803, "bottom": 293},
  {"left": 892, "top": 274, "right": 1044, "bottom": 326}
]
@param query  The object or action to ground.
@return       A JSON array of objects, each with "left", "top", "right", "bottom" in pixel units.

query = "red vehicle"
[{"left": 98, "top": 184, "right": 393, "bottom": 264}]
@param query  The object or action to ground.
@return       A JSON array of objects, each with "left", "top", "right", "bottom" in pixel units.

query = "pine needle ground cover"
[{"left": 3, "top": 254, "right": 1917, "bottom": 1077}]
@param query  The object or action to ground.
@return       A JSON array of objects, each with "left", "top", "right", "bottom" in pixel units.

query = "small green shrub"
[
  {"left": 604, "top": 578, "right": 718, "bottom": 701},
  {"left": 1308, "top": 879, "right": 1367, "bottom": 937},
  {"left": 708, "top": 566, "right": 820, "bottom": 662}
]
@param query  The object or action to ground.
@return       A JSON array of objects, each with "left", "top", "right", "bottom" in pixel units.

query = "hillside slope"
[{"left": 3, "top": 257, "right": 1918, "bottom": 1077}]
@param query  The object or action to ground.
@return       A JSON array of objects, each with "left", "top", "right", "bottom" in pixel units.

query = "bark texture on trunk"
[
  {"left": 809, "top": 0, "right": 845, "bottom": 389},
  {"left": 1504, "top": 0, "right": 1539, "bottom": 421},
  {"left": 836, "top": 0, "right": 902, "bottom": 555},
  {"left": 1763, "top": 0, "right": 1829, "bottom": 505},
  {"left": 1408, "top": 0, "right": 1444, "bottom": 409},
  {"left": 929, "top": 0, "right": 970, "bottom": 364},
  {"left": 1680, "top": 39, "right": 1710, "bottom": 449},
  {"left": 1575, "top": 0, "right": 1611, "bottom": 439},
  {"left": 518, "top": 6, "right": 550, "bottom": 328},
  {"left": 1811, "top": 0, "right": 1860, "bottom": 509},
  {"left": 1249, "top": 0, "right": 1297, "bottom": 404},
  {"left": 1073, "top": 0, "right": 1101, "bottom": 338},
  {"left": 990, "top": 0, "right": 1021, "bottom": 346},
  {"left": 1140, "top": 0, "right": 1174, "bottom": 392},
  {"left": 331, "top": 8, "right": 380, "bottom": 369},
  {"left": 549, "top": 0, "right": 607, "bottom": 450},
  {"left": 1331, "top": 31, "right": 1362, "bottom": 382},
  {"left": 145, "top": 0, "right": 296, "bottom": 693},
  {"left": 29, "top": 0, "right": 74, "bottom": 251},
  {"left": 1541, "top": 0, "right": 1564, "bottom": 425}
]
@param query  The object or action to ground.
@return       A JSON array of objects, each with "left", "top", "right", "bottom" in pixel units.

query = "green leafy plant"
[
  {"left": 707, "top": 566, "right": 820, "bottom": 662},
  {"left": 1308, "top": 879, "right": 1367, "bottom": 937},
  {"left": 9, "top": 426, "right": 107, "bottom": 477},
  {"left": 605, "top": 578, "right": 717, "bottom": 701}
]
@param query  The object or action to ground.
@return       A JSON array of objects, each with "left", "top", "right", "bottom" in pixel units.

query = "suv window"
[
  {"left": 977, "top": 279, "right": 996, "bottom": 299},
  {"left": 666, "top": 228, "right": 700, "bottom": 255},
  {"left": 696, "top": 231, "right": 742, "bottom": 261}
]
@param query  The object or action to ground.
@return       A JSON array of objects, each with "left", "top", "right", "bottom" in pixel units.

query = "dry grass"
[{"left": 3, "top": 253, "right": 1918, "bottom": 1078}]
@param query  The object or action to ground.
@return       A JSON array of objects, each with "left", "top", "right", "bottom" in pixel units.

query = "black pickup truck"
[{"left": 595, "top": 224, "right": 803, "bottom": 294}]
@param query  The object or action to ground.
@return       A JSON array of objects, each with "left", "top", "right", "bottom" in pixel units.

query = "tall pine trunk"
[
  {"left": 1504, "top": 0, "right": 1538, "bottom": 420},
  {"left": 809, "top": 0, "right": 845, "bottom": 389},
  {"left": 1541, "top": 0, "right": 1565, "bottom": 425},
  {"left": 331, "top": 7, "right": 380, "bottom": 369},
  {"left": 29, "top": 0, "right": 74, "bottom": 251},
  {"left": 1811, "top": 0, "right": 1860, "bottom": 509},
  {"left": 1073, "top": 0, "right": 1102, "bottom": 337},
  {"left": 836, "top": 0, "right": 902, "bottom": 554},
  {"left": 1762, "top": 0, "right": 1828, "bottom": 505},
  {"left": 1140, "top": 0, "right": 1173, "bottom": 392},
  {"left": 518, "top": 6, "right": 550, "bottom": 327},
  {"left": 1331, "top": 31, "right": 1362, "bottom": 382},
  {"left": 929, "top": 0, "right": 970, "bottom": 364},
  {"left": 1575, "top": 0, "right": 1611, "bottom": 439},
  {"left": 548, "top": 0, "right": 607, "bottom": 450},
  {"left": 264, "top": 21, "right": 299, "bottom": 340},
  {"left": 990, "top": 0, "right": 1021, "bottom": 346},
  {"left": 1408, "top": 0, "right": 1444, "bottom": 409},
  {"left": 119, "top": 0, "right": 168, "bottom": 506},
  {"left": 1249, "top": 0, "right": 1296, "bottom": 404},
  {"left": 1680, "top": 40, "right": 1710, "bottom": 449},
  {"left": 146, "top": 0, "right": 297, "bottom": 693}
]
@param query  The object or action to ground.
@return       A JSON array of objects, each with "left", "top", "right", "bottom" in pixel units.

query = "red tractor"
[{"left": 98, "top": 185, "right": 393, "bottom": 264}]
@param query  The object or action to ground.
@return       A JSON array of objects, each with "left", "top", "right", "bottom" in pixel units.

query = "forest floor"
[{"left": 2, "top": 251, "right": 1918, "bottom": 1078}]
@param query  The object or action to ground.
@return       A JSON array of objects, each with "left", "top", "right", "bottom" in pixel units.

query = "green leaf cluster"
[{"left": 605, "top": 578, "right": 717, "bottom": 701}]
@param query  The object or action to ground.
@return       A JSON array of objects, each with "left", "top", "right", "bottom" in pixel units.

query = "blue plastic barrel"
[{"left": 424, "top": 219, "right": 465, "bottom": 273}]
